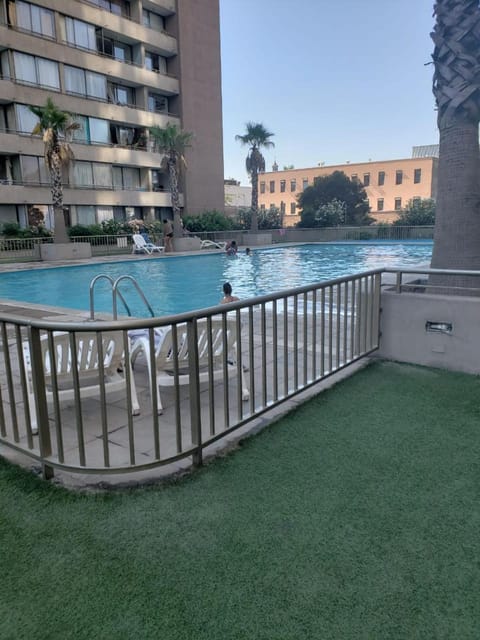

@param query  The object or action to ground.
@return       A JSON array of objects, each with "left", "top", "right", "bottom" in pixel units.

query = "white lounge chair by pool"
[
  {"left": 23, "top": 331, "right": 140, "bottom": 434},
  {"left": 132, "top": 234, "right": 164, "bottom": 255},
  {"left": 130, "top": 318, "right": 249, "bottom": 413},
  {"left": 200, "top": 239, "right": 227, "bottom": 250}
]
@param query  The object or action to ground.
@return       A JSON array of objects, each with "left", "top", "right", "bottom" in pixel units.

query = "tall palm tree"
[
  {"left": 29, "top": 98, "right": 79, "bottom": 244},
  {"left": 149, "top": 123, "right": 193, "bottom": 237},
  {"left": 430, "top": 0, "right": 480, "bottom": 287},
  {"left": 235, "top": 122, "right": 275, "bottom": 232}
]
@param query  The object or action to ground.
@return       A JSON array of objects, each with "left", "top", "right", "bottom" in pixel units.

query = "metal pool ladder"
[{"left": 89, "top": 274, "right": 155, "bottom": 320}]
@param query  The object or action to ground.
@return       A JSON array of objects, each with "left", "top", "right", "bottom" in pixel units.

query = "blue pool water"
[{"left": 0, "top": 242, "right": 432, "bottom": 317}]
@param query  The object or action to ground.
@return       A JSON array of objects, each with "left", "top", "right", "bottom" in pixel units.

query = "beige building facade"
[
  {"left": 258, "top": 157, "right": 438, "bottom": 226},
  {"left": 0, "top": 0, "right": 224, "bottom": 229}
]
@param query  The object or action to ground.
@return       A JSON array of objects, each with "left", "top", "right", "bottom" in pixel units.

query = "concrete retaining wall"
[{"left": 377, "top": 289, "right": 480, "bottom": 374}]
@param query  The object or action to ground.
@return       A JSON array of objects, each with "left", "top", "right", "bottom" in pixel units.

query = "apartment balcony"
[
  {"left": 0, "top": 181, "right": 177, "bottom": 208},
  {"left": 143, "top": 0, "right": 176, "bottom": 15},
  {"left": 32, "top": 0, "right": 178, "bottom": 55},
  {"left": 0, "top": 27, "right": 179, "bottom": 96}
]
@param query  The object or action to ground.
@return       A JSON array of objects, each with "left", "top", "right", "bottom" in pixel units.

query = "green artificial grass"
[{"left": 1, "top": 360, "right": 480, "bottom": 639}]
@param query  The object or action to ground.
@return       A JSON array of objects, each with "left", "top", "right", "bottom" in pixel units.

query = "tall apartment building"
[
  {"left": 0, "top": 0, "right": 224, "bottom": 229},
  {"left": 258, "top": 156, "right": 438, "bottom": 226}
]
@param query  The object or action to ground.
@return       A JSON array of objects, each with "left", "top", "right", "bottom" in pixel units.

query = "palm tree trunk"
[
  {"left": 50, "top": 153, "right": 69, "bottom": 244},
  {"left": 250, "top": 169, "right": 259, "bottom": 233},
  {"left": 430, "top": 120, "right": 480, "bottom": 288},
  {"left": 168, "top": 160, "right": 182, "bottom": 237}
]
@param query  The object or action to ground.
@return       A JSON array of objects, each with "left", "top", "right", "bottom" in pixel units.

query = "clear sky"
[{"left": 220, "top": 0, "right": 438, "bottom": 185}]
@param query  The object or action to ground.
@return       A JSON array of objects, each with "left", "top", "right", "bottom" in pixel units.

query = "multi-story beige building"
[
  {"left": 0, "top": 0, "right": 224, "bottom": 229},
  {"left": 258, "top": 156, "right": 438, "bottom": 226}
]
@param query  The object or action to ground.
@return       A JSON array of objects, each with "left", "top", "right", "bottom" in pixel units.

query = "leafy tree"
[
  {"left": 183, "top": 210, "right": 234, "bottom": 232},
  {"left": 393, "top": 198, "right": 436, "bottom": 226},
  {"left": 235, "top": 122, "right": 275, "bottom": 232},
  {"left": 283, "top": 164, "right": 295, "bottom": 170},
  {"left": 235, "top": 206, "right": 283, "bottom": 230},
  {"left": 149, "top": 123, "right": 193, "bottom": 238},
  {"left": 297, "top": 171, "right": 373, "bottom": 227},
  {"left": 29, "top": 98, "right": 79, "bottom": 244},
  {"left": 430, "top": 0, "right": 480, "bottom": 284}
]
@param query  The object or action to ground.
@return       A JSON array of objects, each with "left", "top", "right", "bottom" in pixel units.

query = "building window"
[
  {"left": 414, "top": 168, "right": 422, "bottom": 184},
  {"left": 147, "top": 93, "right": 168, "bottom": 113},
  {"left": 13, "top": 52, "right": 59, "bottom": 90},
  {"left": 97, "top": 36, "right": 132, "bottom": 63},
  {"left": 378, "top": 171, "right": 385, "bottom": 186},
  {"left": 260, "top": 204, "right": 265, "bottom": 211},
  {"left": 351, "top": 173, "right": 358, "bottom": 181},
  {"left": 77, "top": 205, "right": 96, "bottom": 225},
  {"left": 21, "top": 155, "right": 48, "bottom": 184},
  {"left": 302, "top": 178, "right": 308, "bottom": 190},
  {"left": 14, "top": 1, "right": 55, "bottom": 38},
  {"left": 94, "top": 0, "right": 130, "bottom": 17},
  {"left": 290, "top": 179, "right": 296, "bottom": 192},
  {"left": 394, "top": 198, "right": 402, "bottom": 210},
  {"left": 290, "top": 202, "right": 296, "bottom": 215},
  {"left": 377, "top": 198, "right": 384, "bottom": 211},
  {"left": 269, "top": 180, "right": 275, "bottom": 193},
  {"left": 109, "top": 83, "right": 135, "bottom": 106},
  {"left": 412, "top": 196, "right": 421, "bottom": 205},
  {"left": 363, "top": 173, "right": 370, "bottom": 187},
  {"left": 16, "top": 104, "right": 39, "bottom": 133},
  {"left": 71, "top": 115, "right": 110, "bottom": 145},
  {"left": 64, "top": 17, "right": 97, "bottom": 51},
  {"left": 260, "top": 181, "right": 265, "bottom": 194},
  {"left": 145, "top": 51, "right": 167, "bottom": 74},
  {"left": 65, "top": 66, "right": 107, "bottom": 100},
  {"left": 280, "top": 180, "right": 286, "bottom": 193},
  {"left": 395, "top": 170, "right": 403, "bottom": 185},
  {"left": 280, "top": 201, "right": 286, "bottom": 214},
  {"left": 142, "top": 8, "right": 164, "bottom": 30},
  {"left": 113, "top": 166, "right": 140, "bottom": 189}
]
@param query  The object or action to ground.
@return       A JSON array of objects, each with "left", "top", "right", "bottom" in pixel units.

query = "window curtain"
[
  {"left": 76, "top": 205, "right": 96, "bottom": 225},
  {"left": 97, "top": 206, "right": 113, "bottom": 222},
  {"left": 112, "top": 166, "right": 123, "bottom": 188},
  {"left": 93, "top": 163, "right": 112, "bottom": 187},
  {"left": 36, "top": 57, "right": 59, "bottom": 89},
  {"left": 16, "top": 104, "right": 38, "bottom": 133},
  {"left": 89, "top": 118, "right": 109, "bottom": 144},
  {"left": 16, "top": 1, "right": 31, "bottom": 31},
  {"left": 65, "top": 66, "right": 86, "bottom": 95},
  {"left": 14, "top": 52, "right": 36, "bottom": 84},
  {"left": 73, "top": 162, "right": 93, "bottom": 187},
  {"left": 86, "top": 71, "right": 106, "bottom": 100},
  {"left": 20, "top": 156, "right": 40, "bottom": 183},
  {"left": 122, "top": 168, "right": 140, "bottom": 190}
]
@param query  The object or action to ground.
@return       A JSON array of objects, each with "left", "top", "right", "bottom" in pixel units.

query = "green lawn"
[{"left": 1, "top": 361, "right": 480, "bottom": 639}]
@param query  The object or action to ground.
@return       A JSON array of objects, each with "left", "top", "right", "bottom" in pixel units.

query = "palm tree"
[
  {"left": 235, "top": 122, "right": 275, "bottom": 232},
  {"left": 430, "top": 0, "right": 480, "bottom": 287},
  {"left": 29, "top": 98, "right": 79, "bottom": 244},
  {"left": 149, "top": 123, "right": 193, "bottom": 237}
]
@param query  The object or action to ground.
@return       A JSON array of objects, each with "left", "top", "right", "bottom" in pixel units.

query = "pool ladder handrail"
[{"left": 89, "top": 274, "right": 155, "bottom": 320}]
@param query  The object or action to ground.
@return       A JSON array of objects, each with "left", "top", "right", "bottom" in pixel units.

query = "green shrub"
[{"left": 183, "top": 210, "right": 234, "bottom": 232}]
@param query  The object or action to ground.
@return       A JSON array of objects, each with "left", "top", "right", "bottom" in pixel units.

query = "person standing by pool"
[
  {"left": 163, "top": 219, "right": 173, "bottom": 252},
  {"left": 220, "top": 282, "right": 239, "bottom": 304},
  {"left": 225, "top": 240, "right": 238, "bottom": 256}
]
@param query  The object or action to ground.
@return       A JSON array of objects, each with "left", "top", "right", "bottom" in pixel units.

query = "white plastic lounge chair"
[
  {"left": 200, "top": 239, "right": 227, "bottom": 250},
  {"left": 130, "top": 318, "right": 249, "bottom": 413},
  {"left": 132, "top": 234, "right": 164, "bottom": 255},
  {"left": 23, "top": 331, "right": 140, "bottom": 434}
]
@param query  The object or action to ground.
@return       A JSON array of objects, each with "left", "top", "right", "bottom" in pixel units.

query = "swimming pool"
[{"left": 0, "top": 242, "right": 432, "bottom": 317}]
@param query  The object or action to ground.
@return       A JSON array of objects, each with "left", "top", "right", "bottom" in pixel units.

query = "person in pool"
[
  {"left": 225, "top": 240, "right": 238, "bottom": 256},
  {"left": 220, "top": 282, "right": 239, "bottom": 304}
]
